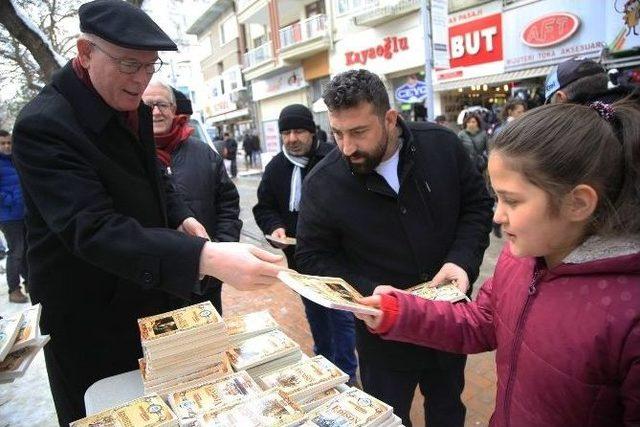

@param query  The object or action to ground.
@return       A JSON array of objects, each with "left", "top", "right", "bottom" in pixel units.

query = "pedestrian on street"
[
  {"left": 457, "top": 112, "right": 489, "bottom": 175},
  {"left": 250, "top": 131, "right": 262, "bottom": 168},
  {"left": 0, "top": 129, "right": 28, "bottom": 304},
  {"left": 492, "top": 98, "right": 526, "bottom": 137},
  {"left": 358, "top": 99, "right": 640, "bottom": 426},
  {"left": 295, "top": 69, "right": 493, "bottom": 427},
  {"left": 315, "top": 124, "right": 328, "bottom": 143},
  {"left": 223, "top": 132, "right": 238, "bottom": 178},
  {"left": 143, "top": 81, "right": 242, "bottom": 314},
  {"left": 251, "top": 105, "right": 359, "bottom": 382},
  {"left": 11, "top": 1, "right": 285, "bottom": 424},
  {"left": 242, "top": 130, "right": 255, "bottom": 169}
]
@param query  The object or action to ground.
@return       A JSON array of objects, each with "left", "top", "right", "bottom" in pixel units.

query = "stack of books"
[
  {"left": 303, "top": 387, "right": 402, "bottom": 426},
  {"left": 226, "top": 329, "right": 302, "bottom": 379},
  {"left": 196, "top": 389, "right": 305, "bottom": 427},
  {"left": 0, "top": 304, "right": 50, "bottom": 384},
  {"left": 223, "top": 310, "right": 279, "bottom": 343},
  {"left": 256, "top": 355, "right": 349, "bottom": 407},
  {"left": 138, "top": 302, "right": 231, "bottom": 396},
  {"left": 167, "top": 371, "right": 263, "bottom": 426},
  {"left": 70, "top": 394, "right": 178, "bottom": 427}
]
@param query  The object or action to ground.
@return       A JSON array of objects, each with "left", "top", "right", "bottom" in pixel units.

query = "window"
[
  {"left": 223, "top": 67, "right": 244, "bottom": 93},
  {"left": 336, "top": 0, "right": 370, "bottom": 15},
  {"left": 210, "top": 77, "right": 223, "bottom": 97},
  {"left": 198, "top": 35, "right": 212, "bottom": 59},
  {"left": 219, "top": 15, "right": 238, "bottom": 46}
]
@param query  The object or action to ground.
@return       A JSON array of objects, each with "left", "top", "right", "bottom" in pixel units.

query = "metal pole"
[{"left": 421, "top": 0, "right": 435, "bottom": 121}]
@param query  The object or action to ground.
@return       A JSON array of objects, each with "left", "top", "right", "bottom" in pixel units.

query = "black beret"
[
  {"left": 172, "top": 87, "right": 193, "bottom": 116},
  {"left": 79, "top": 0, "right": 177, "bottom": 51}
]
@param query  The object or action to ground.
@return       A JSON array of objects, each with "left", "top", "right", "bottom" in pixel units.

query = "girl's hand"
[
  {"left": 355, "top": 295, "right": 383, "bottom": 330},
  {"left": 373, "top": 285, "right": 409, "bottom": 295}
]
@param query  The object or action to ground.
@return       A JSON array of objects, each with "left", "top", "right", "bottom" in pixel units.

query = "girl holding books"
[{"left": 356, "top": 100, "right": 640, "bottom": 426}]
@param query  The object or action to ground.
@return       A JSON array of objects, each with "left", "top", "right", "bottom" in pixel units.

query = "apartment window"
[
  {"left": 219, "top": 15, "right": 238, "bottom": 46},
  {"left": 223, "top": 67, "right": 244, "bottom": 93},
  {"left": 336, "top": 0, "right": 367, "bottom": 15},
  {"left": 198, "top": 35, "right": 212, "bottom": 59},
  {"left": 210, "top": 76, "right": 223, "bottom": 97},
  {"left": 305, "top": 0, "right": 325, "bottom": 16}
]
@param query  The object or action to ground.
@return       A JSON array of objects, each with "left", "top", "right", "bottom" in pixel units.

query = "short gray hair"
[{"left": 146, "top": 80, "right": 175, "bottom": 105}]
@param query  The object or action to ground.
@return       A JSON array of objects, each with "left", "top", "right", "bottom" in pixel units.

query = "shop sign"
[
  {"left": 252, "top": 67, "right": 307, "bottom": 102},
  {"left": 449, "top": 13, "right": 502, "bottom": 68},
  {"left": 395, "top": 79, "right": 428, "bottom": 103},
  {"left": 262, "top": 120, "right": 281, "bottom": 154},
  {"left": 331, "top": 15, "right": 425, "bottom": 75},
  {"left": 521, "top": 13, "right": 580, "bottom": 48},
  {"left": 431, "top": 0, "right": 450, "bottom": 69},
  {"left": 503, "top": 0, "right": 606, "bottom": 71},
  {"left": 606, "top": 1, "right": 640, "bottom": 53},
  {"left": 345, "top": 36, "right": 409, "bottom": 66}
]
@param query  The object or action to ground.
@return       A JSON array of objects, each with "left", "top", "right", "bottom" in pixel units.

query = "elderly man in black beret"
[{"left": 11, "top": 1, "right": 285, "bottom": 424}]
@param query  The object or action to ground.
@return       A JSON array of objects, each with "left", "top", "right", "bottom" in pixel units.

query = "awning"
[
  {"left": 434, "top": 66, "right": 554, "bottom": 92},
  {"left": 206, "top": 108, "right": 250, "bottom": 124},
  {"left": 602, "top": 54, "right": 640, "bottom": 69}
]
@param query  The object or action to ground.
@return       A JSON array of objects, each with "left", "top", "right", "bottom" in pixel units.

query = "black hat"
[
  {"left": 278, "top": 104, "right": 315, "bottom": 133},
  {"left": 544, "top": 58, "right": 605, "bottom": 102},
  {"left": 172, "top": 87, "right": 193, "bottom": 116},
  {"left": 79, "top": 0, "right": 177, "bottom": 51}
]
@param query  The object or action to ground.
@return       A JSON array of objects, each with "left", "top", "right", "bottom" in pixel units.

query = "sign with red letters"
[{"left": 521, "top": 13, "right": 580, "bottom": 48}]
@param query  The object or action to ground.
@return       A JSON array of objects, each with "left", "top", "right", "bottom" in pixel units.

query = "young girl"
[{"left": 357, "top": 100, "right": 640, "bottom": 426}]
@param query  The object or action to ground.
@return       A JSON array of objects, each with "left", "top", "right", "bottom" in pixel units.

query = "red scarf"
[
  {"left": 72, "top": 56, "right": 139, "bottom": 137},
  {"left": 154, "top": 115, "right": 194, "bottom": 167}
]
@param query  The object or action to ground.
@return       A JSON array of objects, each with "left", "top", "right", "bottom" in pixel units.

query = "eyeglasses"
[
  {"left": 90, "top": 42, "right": 163, "bottom": 75},
  {"left": 143, "top": 101, "right": 173, "bottom": 112}
]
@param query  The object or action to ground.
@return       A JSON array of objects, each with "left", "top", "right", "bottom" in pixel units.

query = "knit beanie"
[{"left": 278, "top": 104, "right": 316, "bottom": 133}]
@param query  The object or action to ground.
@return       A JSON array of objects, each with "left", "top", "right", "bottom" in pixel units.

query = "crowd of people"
[{"left": 1, "top": 1, "right": 639, "bottom": 426}]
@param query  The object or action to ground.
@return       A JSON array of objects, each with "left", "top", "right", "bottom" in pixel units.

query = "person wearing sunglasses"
[{"left": 11, "top": 1, "right": 285, "bottom": 425}]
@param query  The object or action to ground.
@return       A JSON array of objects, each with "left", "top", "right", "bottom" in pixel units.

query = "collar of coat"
[
  {"left": 564, "top": 234, "right": 640, "bottom": 264},
  {"left": 52, "top": 62, "right": 147, "bottom": 137}
]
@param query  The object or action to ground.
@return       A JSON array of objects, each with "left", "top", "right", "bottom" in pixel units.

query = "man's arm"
[
  {"left": 252, "top": 166, "right": 286, "bottom": 235},
  {"left": 159, "top": 161, "right": 193, "bottom": 229},
  {"left": 211, "top": 153, "right": 242, "bottom": 242},
  {"left": 13, "top": 116, "right": 205, "bottom": 300},
  {"left": 295, "top": 177, "right": 374, "bottom": 291},
  {"left": 444, "top": 137, "right": 494, "bottom": 284}
]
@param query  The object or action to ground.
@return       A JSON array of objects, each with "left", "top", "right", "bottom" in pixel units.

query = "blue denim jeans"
[{"left": 300, "top": 297, "right": 358, "bottom": 380}]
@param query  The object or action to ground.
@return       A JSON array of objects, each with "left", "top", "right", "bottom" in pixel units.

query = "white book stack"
[
  {"left": 70, "top": 394, "right": 178, "bottom": 427},
  {"left": 303, "top": 387, "right": 402, "bottom": 427},
  {"left": 226, "top": 330, "right": 302, "bottom": 379},
  {"left": 138, "top": 302, "right": 231, "bottom": 396},
  {"left": 167, "top": 371, "right": 263, "bottom": 426},
  {"left": 223, "top": 310, "right": 279, "bottom": 343},
  {"left": 196, "top": 389, "right": 305, "bottom": 427},
  {"left": 256, "top": 355, "right": 349, "bottom": 405},
  {"left": 0, "top": 304, "right": 50, "bottom": 384}
]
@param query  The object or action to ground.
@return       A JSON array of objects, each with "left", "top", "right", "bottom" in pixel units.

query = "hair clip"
[{"left": 589, "top": 101, "right": 615, "bottom": 122}]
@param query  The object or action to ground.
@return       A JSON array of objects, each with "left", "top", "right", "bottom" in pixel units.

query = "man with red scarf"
[
  {"left": 143, "top": 81, "right": 241, "bottom": 313},
  {"left": 11, "top": 1, "right": 285, "bottom": 425}
]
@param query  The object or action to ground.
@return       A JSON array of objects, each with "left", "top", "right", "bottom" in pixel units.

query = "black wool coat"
[
  {"left": 253, "top": 141, "right": 334, "bottom": 268},
  {"left": 295, "top": 118, "right": 494, "bottom": 368},
  {"left": 12, "top": 63, "right": 207, "bottom": 397}
]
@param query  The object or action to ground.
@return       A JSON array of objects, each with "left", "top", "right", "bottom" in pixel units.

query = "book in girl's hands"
[
  {"left": 277, "top": 271, "right": 380, "bottom": 316},
  {"left": 406, "top": 280, "right": 470, "bottom": 303},
  {"left": 265, "top": 234, "right": 297, "bottom": 248}
]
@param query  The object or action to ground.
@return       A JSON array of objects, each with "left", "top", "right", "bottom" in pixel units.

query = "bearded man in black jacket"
[{"left": 296, "top": 69, "right": 493, "bottom": 427}]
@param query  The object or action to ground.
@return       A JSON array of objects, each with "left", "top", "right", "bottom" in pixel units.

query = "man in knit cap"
[{"left": 252, "top": 104, "right": 358, "bottom": 384}]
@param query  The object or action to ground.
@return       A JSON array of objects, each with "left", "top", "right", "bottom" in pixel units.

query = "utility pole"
[{"left": 421, "top": 1, "right": 435, "bottom": 121}]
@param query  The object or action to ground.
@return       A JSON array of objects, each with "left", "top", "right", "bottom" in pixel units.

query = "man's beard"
[{"left": 345, "top": 128, "right": 389, "bottom": 175}]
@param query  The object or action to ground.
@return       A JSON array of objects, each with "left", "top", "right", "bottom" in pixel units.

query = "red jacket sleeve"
[{"left": 379, "top": 277, "right": 497, "bottom": 354}]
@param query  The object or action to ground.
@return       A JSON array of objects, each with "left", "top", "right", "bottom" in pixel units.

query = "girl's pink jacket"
[{"left": 380, "top": 237, "right": 640, "bottom": 426}]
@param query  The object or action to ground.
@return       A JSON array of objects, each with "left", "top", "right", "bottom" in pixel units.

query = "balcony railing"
[
  {"left": 236, "top": 0, "right": 255, "bottom": 11},
  {"left": 353, "top": 0, "right": 420, "bottom": 26},
  {"left": 243, "top": 41, "right": 273, "bottom": 69},
  {"left": 279, "top": 14, "right": 327, "bottom": 50}
]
